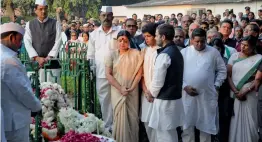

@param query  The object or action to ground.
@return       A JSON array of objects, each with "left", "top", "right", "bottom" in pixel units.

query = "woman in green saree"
[
  {"left": 105, "top": 30, "right": 144, "bottom": 142},
  {"left": 228, "top": 35, "right": 262, "bottom": 142}
]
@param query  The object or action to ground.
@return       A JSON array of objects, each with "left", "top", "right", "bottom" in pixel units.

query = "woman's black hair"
[
  {"left": 82, "top": 31, "right": 89, "bottom": 37},
  {"left": 117, "top": 30, "right": 136, "bottom": 49},
  {"left": 242, "top": 35, "right": 258, "bottom": 50},
  {"left": 142, "top": 23, "right": 157, "bottom": 37},
  {"left": 209, "top": 37, "right": 225, "bottom": 57}
]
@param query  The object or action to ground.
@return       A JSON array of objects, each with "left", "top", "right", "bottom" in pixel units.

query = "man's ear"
[{"left": 161, "top": 35, "right": 166, "bottom": 41}]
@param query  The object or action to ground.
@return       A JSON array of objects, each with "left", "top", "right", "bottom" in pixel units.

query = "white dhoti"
[
  {"left": 96, "top": 78, "right": 113, "bottom": 129},
  {"left": 39, "top": 69, "right": 61, "bottom": 84},
  {"left": 144, "top": 122, "right": 156, "bottom": 142},
  {"left": 155, "top": 129, "right": 178, "bottom": 142},
  {"left": 5, "top": 125, "right": 30, "bottom": 142},
  {"left": 182, "top": 127, "right": 211, "bottom": 142}
]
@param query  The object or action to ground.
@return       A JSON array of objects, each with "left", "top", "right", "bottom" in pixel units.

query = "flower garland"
[
  {"left": 30, "top": 82, "right": 113, "bottom": 141},
  {"left": 30, "top": 82, "right": 70, "bottom": 141}
]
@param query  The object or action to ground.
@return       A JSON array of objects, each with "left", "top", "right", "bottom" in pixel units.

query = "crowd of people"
[{"left": 1, "top": 0, "right": 262, "bottom": 141}]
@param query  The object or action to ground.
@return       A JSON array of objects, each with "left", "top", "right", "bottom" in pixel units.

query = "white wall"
[{"left": 113, "top": 1, "right": 262, "bottom": 19}]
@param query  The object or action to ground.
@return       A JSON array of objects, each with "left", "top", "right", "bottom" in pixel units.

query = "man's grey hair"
[{"left": 207, "top": 29, "right": 220, "bottom": 37}]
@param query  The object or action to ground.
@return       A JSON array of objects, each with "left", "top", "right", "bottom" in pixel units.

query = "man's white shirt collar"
[
  {"left": 98, "top": 25, "right": 118, "bottom": 34},
  {"left": 37, "top": 17, "right": 49, "bottom": 23}
]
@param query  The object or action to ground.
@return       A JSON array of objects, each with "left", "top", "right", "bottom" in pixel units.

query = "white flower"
[
  {"left": 40, "top": 82, "right": 53, "bottom": 89},
  {"left": 42, "top": 106, "right": 48, "bottom": 113},
  {"left": 58, "top": 108, "right": 80, "bottom": 132},
  {"left": 43, "top": 110, "right": 54, "bottom": 118}
]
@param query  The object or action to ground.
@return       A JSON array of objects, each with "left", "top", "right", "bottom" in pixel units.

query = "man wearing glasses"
[
  {"left": 125, "top": 18, "right": 143, "bottom": 50},
  {"left": 87, "top": 6, "right": 120, "bottom": 131}
]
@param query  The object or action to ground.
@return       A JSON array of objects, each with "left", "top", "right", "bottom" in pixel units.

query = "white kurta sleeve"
[
  {"left": 48, "top": 21, "right": 62, "bottom": 57},
  {"left": 150, "top": 53, "right": 171, "bottom": 97},
  {"left": 87, "top": 32, "right": 95, "bottom": 60},
  {"left": 2, "top": 59, "right": 42, "bottom": 112},
  {"left": 214, "top": 51, "right": 227, "bottom": 87},
  {"left": 180, "top": 48, "right": 188, "bottom": 89},
  {"left": 24, "top": 22, "right": 38, "bottom": 59}
]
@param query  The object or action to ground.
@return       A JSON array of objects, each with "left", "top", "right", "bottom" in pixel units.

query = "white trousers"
[
  {"left": 39, "top": 69, "right": 61, "bottom": 84},
  {"left": 182, "top": 127, "right": 211, "bottom": 142},
  {"left": 5, "top": 125, "right": 30, "bottom": 142},
  {"left": 155, "top": 129, "right": 178, "bottom": 142},
  {"left": 144, "top": 122, "right": 156, "bottom": 142},
  {"left": 96, "top": 78, "right": 113, "bottom": 129}
]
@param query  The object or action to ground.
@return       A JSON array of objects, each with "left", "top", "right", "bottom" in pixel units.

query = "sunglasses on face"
[{"left": 126, "top": 25, "right": 137, "bottom": 28}]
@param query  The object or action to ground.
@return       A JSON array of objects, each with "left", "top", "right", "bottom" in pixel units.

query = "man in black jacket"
[{"left": 148, "top": 24, "right": 184, "bottom": 142}]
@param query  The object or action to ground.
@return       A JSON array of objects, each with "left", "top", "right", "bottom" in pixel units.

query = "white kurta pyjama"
[
  {"left": 149, "top": 53, "right": 185, "bottom": 142},
  {"left": 181, "top": 45, "right": 227, "bottom": 135},
  {"left": 140, "top": 46, "right": 159, "bottom": 142},
  {"left": 24, "top": 17, "right": 62, "bottom": 84}
]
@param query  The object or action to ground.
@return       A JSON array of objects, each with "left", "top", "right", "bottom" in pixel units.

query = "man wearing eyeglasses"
[
  {"left": 87, "top": 6, "right": 120, "bottom": 131},
  {"left": 125, "top": 18, "right": 143, "bottom": 50},
  {"left": 24, "top": 0, "right": 62, "bottom": 83}
]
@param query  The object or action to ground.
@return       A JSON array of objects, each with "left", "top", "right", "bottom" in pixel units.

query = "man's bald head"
[{"left": 189, "top": 23, "right": 200, "bottom": 38}]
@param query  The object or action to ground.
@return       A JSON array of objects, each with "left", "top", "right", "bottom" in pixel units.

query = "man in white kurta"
[
  {"left": 1, "top": 22, "right": 42, "bottom": 142},
  {"left": 24, "top": 0, "right": 62, "bottom": 84},
  {"left": 149, "top": 24, "right": 185, "bottom": 142},
  {"left": 141, "top": 44, "right": 159, "bottom": 142},
  {"left": 87, "top": 6, "right": 120, "bottom": 130},
  {"left": 181, "top": 28, "right": 227, "bottom": 142}
]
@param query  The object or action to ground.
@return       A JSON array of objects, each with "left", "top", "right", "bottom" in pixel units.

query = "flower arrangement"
[
  {"left": 30, "top": 82, "right": 113, "bottom": 141},
  {"left": 60, "top": 130, "right": 100, "bottom": 142},
  {"left": 60, "top": 130, "right": 114, "bottom": 142},
  {"left": 30, "top": 82, "right": 70, "bottom": 140},
  {"left": 58, "top": 108, "right": 112, "bottom": 138}
]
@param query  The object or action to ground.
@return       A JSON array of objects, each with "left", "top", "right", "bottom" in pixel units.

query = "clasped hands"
[
  {"left": 120, "top": 86, "right": 134, "bottom": 96},
  {"left": 233, "top": 87, "right": 250, "bottom": 101},
  {"left": 184, "top": 86, "right": 198, "bottom": 96},
  {"left": 34, "top": 56, "right": 52, "bottom": 68}
]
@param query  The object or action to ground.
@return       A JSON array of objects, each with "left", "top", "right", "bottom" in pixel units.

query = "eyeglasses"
[
  {"left": 126, "top": 25, "right": 137, "bottom": 28},
  {"left": 174, "top": 35, "right": 183, "bottom": 38}
]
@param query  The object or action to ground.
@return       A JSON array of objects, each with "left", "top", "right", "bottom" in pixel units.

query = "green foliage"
[{"left": 10, "top": 0, "right": 101, "bottom": 20}]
